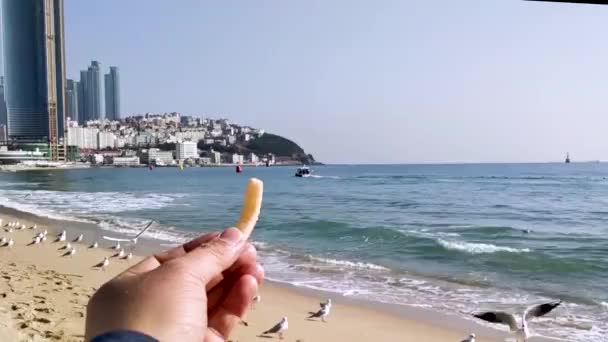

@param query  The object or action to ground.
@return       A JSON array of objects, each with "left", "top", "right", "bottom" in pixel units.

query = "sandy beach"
[{"left": 0, "top": 210, "right": 535, "bottom": 342}]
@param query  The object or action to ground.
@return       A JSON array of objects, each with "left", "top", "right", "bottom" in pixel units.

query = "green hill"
[{"left": 198, "top": 133, "right": 316, "bottom": 164}]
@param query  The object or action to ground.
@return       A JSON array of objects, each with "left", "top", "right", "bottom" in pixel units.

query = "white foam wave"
[
  {"left": 305, "top": 255, "right": 390, "bottom": 271},
  {"left": 601, "top": 302, "right": 608, "bottom": 309},
  {"left": 0, "top": 189, "right": 184, "bottom": 223},
  {"left": 437, "top": 239, "right": 531, "bottom": 254},
  {"left": 97, "top": 218, "right": 191, "bottom": 244}
]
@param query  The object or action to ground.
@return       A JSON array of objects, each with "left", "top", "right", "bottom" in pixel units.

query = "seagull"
[
  {"left": 43, "top": 229, "right": 48, "bottom": 236},
  {"left": 41, "top": 235, "right": 47, "bottom": 242},
  {"left": 112, "top": 241, "right": 121, "bottom": 250},
  {"left": 308, "top": 303, "right": 331, "bottom": 322},
  {"left": 121, "top": 252, "right": 133, "bottom": 260},
  {"left": 261, "top": 317, "right": 288, "bottom": 340},
  {"left": 19, "top": 224, "right": 25, "bottom": 230},
  {"left": 73, "top": 233, "right": 84, "bottom": 242},
  {"left": 89, "top": 241, "right": 99, "bottom": 249},
  {"left": 93, "top": 257, "right": 110, "bottom": 271},
  {"left": 30, "top": 224, "right": 37, "bottom": 230},
  {"left": 60, "top": 242, "right": 72, "bottom": 250},
  {"left": 5, "top": 238, "right": 14, "bottom": 247},
  {"left": 113, "top": 248, "right": 126, "bottom": 258},
  {"left": 251, "top": 295, "right": 261, "bottom": 309},
  {"left": 461, "top": 333, "right": 476, "bottom": 342},
  {"left": 56, "top": 230, "right": 67, "bottom": 242},
  {"left": 0, "top": 237, "right": 6, "bottom": 245},
  {"left": 35, "top": 232, "right": 44, "bottom": 240},
  {"left": 473, "top": 301, "right": 562, "bottom": 342},
  {"left": 28, "top": 236, "right": 42, "bottom": 246},
  {"left": 62, "top": 247, "right": 76, "bottom": 257},
  {"left": 321, "top": 298, "right": 332, "bottom": 309}
]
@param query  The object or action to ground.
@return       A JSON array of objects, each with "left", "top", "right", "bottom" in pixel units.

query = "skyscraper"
[
  {"left": 0, "top": 0, "right": 67, "bottom": 151},
  {"left": 104, "top": 66, "right": 121, "bottom": 121},
  {"left": 78, "top": 70, "right": 88, "bottom": 122},
  {"left": 86, "top": 61, "right": 102, "bottom": 120},
  {"left": 0, "top": 76, "right": 8, "bottom": 127},
  {"left": 66, "top": 79, "right": 79, "bottom": 123}
]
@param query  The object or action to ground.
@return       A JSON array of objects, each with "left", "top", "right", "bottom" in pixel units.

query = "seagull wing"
[
  {"left": 134, "top": 221, "right": 154, "bottom": 239},
  {"left": 473, "top": 311, "right": 519, "bottom": 331},
  {"left": 524, "top": 300, "right": 561, "bottom": 321},
  {"left": 263, "top": 321, "right": 283, "bottom": 334},
  {"left": 308, "top": 308, "right": 324, "bottom": 318}
]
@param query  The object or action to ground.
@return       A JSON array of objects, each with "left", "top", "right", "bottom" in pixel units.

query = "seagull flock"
[
  {"left": 0, "top": 218, "right": 147, "bottom": 271},
  {"left": 0, "top": 217, "right": 565, "bottom": 341}
]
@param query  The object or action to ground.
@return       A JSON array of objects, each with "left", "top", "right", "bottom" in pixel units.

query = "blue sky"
[{"left": 10, "top": 1, "right": 608, "bottom": 163}]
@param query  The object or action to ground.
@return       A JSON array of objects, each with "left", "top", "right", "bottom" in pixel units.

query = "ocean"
[{"left": 0, "top": 164, "right": 606, "bottom": 341}]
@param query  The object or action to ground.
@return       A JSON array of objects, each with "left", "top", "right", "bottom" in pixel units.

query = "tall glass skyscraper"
[
  {"left": 86, "top": 61, "right": 102, "bottom": 120},
  {"left": 0, "top": 0, "right": 67, "bottom": 143},
  {"left": 66, "top": 79, "right": 79, "bottom": 123},
  {"left": 0, "top": 77, "right": 8, "bottom": 127},
  {"left": 104, "top": 66, "right": 121, "bottom": 121},
  {"left": 78, "top": 70, "right": 88, "bottom": 122}
]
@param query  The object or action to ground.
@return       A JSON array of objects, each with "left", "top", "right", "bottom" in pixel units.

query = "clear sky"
[{"left": 27, "top": 1, "right": 608, "bottom": 163}]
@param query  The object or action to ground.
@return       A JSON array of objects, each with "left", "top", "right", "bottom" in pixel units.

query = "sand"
[{"left": 0, "top": 211, "right": 513, "bottom": 342}]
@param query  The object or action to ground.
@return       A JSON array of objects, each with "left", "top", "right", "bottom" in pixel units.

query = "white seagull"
[
  {"left": 56, "top": 230, "right": 67, "bottom": 242},
  {"left": 30, "top": 224, "right": 37, "bottom": 230},
  {"left": 42, "top": 229, "right": 48, "bottom": 236},
  {"left": 89, "top": 241, "right": 99, "bottom": 249},
  {"left": 73, "top": 233, "right": 84, "bottom": 242},
  {"left": 60, "top": 242, "right": 72, "bottom": 250},
  {"left": 321, "top": 298, "right": 332, "bottom": 309},
  {"left": 473, "top": 301, "right": 562, "bottom": 342},
  {"left": 308, "top": 302, "right": 331, "bottom": 322},
  {"left": 112, "top": 241, "right": 121, "bottom": 250},
  {"left": 113, "top": 248, "right": 126, "bottom": 258},
  {"left": 19, "top": 224, "right": 25, "bottom": 230},
  {"left": 461, "top": 333, "right": 476, "bottom": 342},
  {"left": 122, "top": 252, "right": 133, "bottom": 260},
  {"left": 63, "top": 247, "right": 76, "bottom": 257},
  {"left": 93, "top": 256, "right": 110, "bottom": 271},
  {"left": 0, "top": 237, "right": 7, "bottom": 244},
  {"left": 6, "top": 238, "right": 14, "bottom": 247},
  {"left": 261, "top": 317, "right": 288, "bottom": 340}
]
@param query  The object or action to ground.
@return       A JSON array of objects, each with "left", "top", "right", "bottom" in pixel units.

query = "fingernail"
[{"left": 220, "top": 228, "right": 243, "bottom": 245}]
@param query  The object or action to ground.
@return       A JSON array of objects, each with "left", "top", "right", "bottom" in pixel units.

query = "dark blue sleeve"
[{"left": 90, "top": 330, "right": 159, "bottom": 342}]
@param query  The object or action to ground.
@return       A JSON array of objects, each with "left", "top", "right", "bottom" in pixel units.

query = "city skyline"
[
  {"left": 2, "top": 1, "right": 607, "bottom": 163},
  {"left": 68, "top": 62, "right": 121, "bottom": 124}
]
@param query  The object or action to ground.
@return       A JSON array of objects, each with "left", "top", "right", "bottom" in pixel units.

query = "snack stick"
[{"left": 235, "top": 178, "right": 264, "bottom": 239}]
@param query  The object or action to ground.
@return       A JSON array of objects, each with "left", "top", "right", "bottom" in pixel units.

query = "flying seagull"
[
  {"left": 473, "top": 301, "right": 561, "bottom": 342},
  {"left": 261, "top": 317, "right": 288, "bottom": 340},
  {"left": 103, "top": 221, "right": 154, "bottom": 245},
  {"left": 308, "top": 303, "right": 331, "bottom": 322}
]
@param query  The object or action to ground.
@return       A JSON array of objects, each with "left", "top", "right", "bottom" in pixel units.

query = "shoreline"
[{"left": 0, "top": 205, "right": 564, "bottom": 341}]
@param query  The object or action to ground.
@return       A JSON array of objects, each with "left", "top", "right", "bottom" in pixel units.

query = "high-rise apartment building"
[
  {"left": 104, "top": 66, "right": 120, "bottom": 121},
  {"left": 1, "top": 0, "right": 67, "bottom": 159}
]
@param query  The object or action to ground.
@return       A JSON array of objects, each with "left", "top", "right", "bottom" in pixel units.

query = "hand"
[{"left": 85, "top": 228, "right": 264, "bottom": 342}]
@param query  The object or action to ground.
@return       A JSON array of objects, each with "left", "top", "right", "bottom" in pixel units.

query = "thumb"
[{"left": 177, "top": 227, "right": 247, "bottom": 285}]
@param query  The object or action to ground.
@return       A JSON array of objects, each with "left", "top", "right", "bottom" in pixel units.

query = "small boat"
[
  {"left": 295, "top": 166, "right": 311, "bottom": 178},
  {"left": 565, "top": 153, "right": 571, "bottom": 164},
  {"left": 236, "top": 165, "right": 243, "bottom": 173}
]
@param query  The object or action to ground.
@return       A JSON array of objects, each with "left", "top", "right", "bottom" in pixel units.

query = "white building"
[
  {"left": 231, "top": 153, "right": 244, "bottom": 164},
  {"left": 144, "top": 148, "right": 174, "bottom": 165},
  {"left": 210, "top": 150, "right": 221, "bottom": 164},
  {"left": 249, "top": 153, "right": 259, "bottom": 164},
  {"left": 112, "top": 156, "right": 140, "bottom": 166},
  {"left": 67, "top": 126, "right": 99, "bottom": 149},
  {"left": 227, "top": 135, "right": 236, "bottom": 145},
  {"left": 176, "top": 141, "right": 198, "bottom": 160},
  {"left": 97, "top": 131, "right": 116, "bottom": 149}
]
